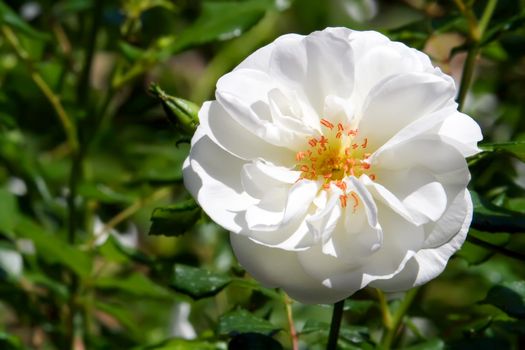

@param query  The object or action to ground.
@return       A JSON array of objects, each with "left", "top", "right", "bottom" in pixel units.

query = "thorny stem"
[
  {"left": 455, "top": 0, "right": 498, "bottom": 111},
  {"left": 283, "top": 293, "right": 299, "bottom": 350},
  {"left": 379, "top": 287, "right": 419, "bottom": 350},
  {"left": 326, "top": 300, "right": 345, "bottom": 350},
  {"left": 1, "top": 25, "right": 79, "bottom": 152}
]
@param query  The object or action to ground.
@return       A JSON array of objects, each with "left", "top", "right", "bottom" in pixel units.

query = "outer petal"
[
  {"left": 299, "top": 203, "right": 425, "bottom": 293},
  {"left": 230, "top": 233, "right": 349, "bottom": 304},
  {"left": 437, "top": 112, "right": 483, "bottom": 157},
  {"left": 200, "top": 101, "right": 295, "bottom": 165},
  {"left": 183, "top": 131, "right": 256, "bottom": 233},
  {"left": 370, "top": 189, "right": 472, "bottom": 291},
  {"left": 358, "top": 72, "right": 456, "bottom": 150},
  {"left": 269, "top": 29, "right": 355, "bottom": 114}
]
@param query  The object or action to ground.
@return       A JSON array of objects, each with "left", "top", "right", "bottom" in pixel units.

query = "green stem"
[
  {"left": 326, "top": 300, "right": 345, "bottom": 350},
  {"left": 455, "top": 0, "right": 498, "bottom": 112},
  {"left": 380, "top": 288, "right": 419, "bottom": 350},
  {"left": 456, "top": 45, "right": 479, "bottom": 112},
  {"left": 1, "top": 25, "right": 79, "bottom": 152},
  {"left": 478, "top": 0, "right": 498, "bottom": 36},
  {"left": 283, "top": 292, "right": 299, "bottom": 350},
  {"left": 377, "top": 289, "right": 393, "bottom": 330},
  {"left": 77, "top": 0, "right": 104, "bottom": 107}
]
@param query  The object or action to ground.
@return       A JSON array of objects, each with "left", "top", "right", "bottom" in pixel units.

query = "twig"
[
  {"left": 283, "top": 292, "right": 299, "bottom": 350},
  {"left": 326, "top": 300, "right": 345, "bottom": 350}
]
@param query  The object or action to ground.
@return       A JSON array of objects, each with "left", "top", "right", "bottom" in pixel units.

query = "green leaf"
[
  {"left": 470, "top": 191, "right": 525, "bottom": 233},
  {"left": 228, "top": 333, "right": 283, "bottom": 350},
  {"left": 482, "top": 280, "right": 525, "bottom": 319},
  {"left": 149, "top": 199, "right": 201, "bottom": 237},
  {"left": 15, "top": 217, "right": 92, "bottom": 277},
  {"left": 0, "top": 331, "right": 23, "bottom": 350},
  {"left": 0, "top": 188, "right": 18, "bottom": 235},
  {"left": 217, "top": 308, "right": 280, "bottom": 335},
  {"left": 95, "top": 301, "right": 142, "bottom": 336},
  {"left": 134, "top": 338, "right": 224, "bottom": 350},
  {"left": 95, "top": 273, "right": 173, "bottom": 299},
  {"left": 403, "top": 339, "right": 445, "bottom": 350},
  {"left": 479, "top": 141, "right": 525, "bottom": 162},
  {"left": 0, "top": 2, "right": 49, "bottom": 40},
  {"left": 171, "top": 264, "right": 231, "bottom": 299},
  {"left": 77, "top": 183, "right": 136, "bottom": 204},
  {"left": 301, "top": 320, "right": 369, "bottom": 344},
  {"left": 168, "top": 0, "right": 277, "bottom": 54}
]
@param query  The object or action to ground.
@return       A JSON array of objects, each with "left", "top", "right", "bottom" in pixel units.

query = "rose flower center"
[{"left": 295, "top": 118, "right": 376, "bottom": 209}]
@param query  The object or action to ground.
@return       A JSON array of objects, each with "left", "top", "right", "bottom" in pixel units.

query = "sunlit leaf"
[
  {"left": 218, "top": 308, "right": 279, "bottom": 335},
  {"left": 171, "top": 264, "right": 231, "bottom": 299},
  {"left": 479, "top": 141, "right": 525, "bottom": 162},
  {"left": 95, "top": 273, "right": 173, "bottom": 299},
  {"left": 168, "top": 0, "right": 278, "bottom": 54}
]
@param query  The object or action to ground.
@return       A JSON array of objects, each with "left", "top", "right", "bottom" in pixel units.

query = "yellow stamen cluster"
[{"left": 295, "top": 118, "right": 376, "bottom": 209}]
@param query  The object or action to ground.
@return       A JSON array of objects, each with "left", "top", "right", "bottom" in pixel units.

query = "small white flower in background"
[
  {"left": 183, "top": 28, "right": 482, "bottom": 304},
  {"left": 0, "top": 247, "right": 23, "bottom": 278},
  {"left": 93, "top": 217, "right": 139, "bottom": 249},
  {"left": 169, "top": 302, "right": 196, "bottom": 340}
]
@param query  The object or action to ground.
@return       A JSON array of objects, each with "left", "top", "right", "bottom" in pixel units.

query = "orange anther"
[
  {"left": 364, "top": 153, "right": 370, "bottom": 158},
  {"left": 300, "top": 165, "right": 309, "bottom": 172},
  {"left": 361, "top": 162, "right": 370, "bottom": 170},
  {"left": 352, "top": 143, "right": 358, "bottom": 149},
  {"left": 351, "top": 192, "right": 359, "bottom": 211},
  {"left": 308, "top": 139, "right": 317, "bottom": 147},
  {"left": 337, "top": 123, "right": 344, "bottom": 131},
  {"left": 369, "top": 174, "right": 376, "bottom": 180},
  {"left": 296, "top": 151, "right": 306, "bottom": 161},
  {"left": 347, "top": 129, "right": 357, "bottom": 136},
  {"left": 361, "top": 138, "right": 368, "bottom": 148},
  {"left": 319, "top": 136, "right": 328, "bottom": 146},
  {"left": 323, "top": 183, "right": 330, "bottom": 189},
  {"left": 336, "top": 132, "right": 342, "bottom": 139},
  {"left": 323, "top": 172, "right": 333, "bottom": 179},
  {"left": 320, "top": 118, "right": 334, "bottom": 129},
  {"left": 340, "top": 195, "right": 347, "bottom": 208}
]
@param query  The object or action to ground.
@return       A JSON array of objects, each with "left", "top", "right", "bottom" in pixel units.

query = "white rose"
[{"left": 183, "top": 28, "right": 482, "bottom": 304}]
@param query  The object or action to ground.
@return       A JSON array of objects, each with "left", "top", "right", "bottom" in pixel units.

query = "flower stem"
[
  {"left": 326, "top": 300, "right": 345, "bottom": 350},
  {"left": 376, "top": 289, "right": 393, "bottom": 330},
  {"left": 455, "top": 0, "right": 498, "bottom": 112},
  {"left": 283, "top": 292, "right": 299, "bottom": 350},
  {"left": 379, "top": 288, "right": 419, "bottom": 350}
]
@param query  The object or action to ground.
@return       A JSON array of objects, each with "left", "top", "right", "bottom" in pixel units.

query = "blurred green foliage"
[{"left": 0, "top": 0, "right": 524, "bottom": 349}]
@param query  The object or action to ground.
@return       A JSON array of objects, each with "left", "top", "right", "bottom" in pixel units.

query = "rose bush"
[{"left": 183, "top": 28, "right": 482, "bottom": 304}]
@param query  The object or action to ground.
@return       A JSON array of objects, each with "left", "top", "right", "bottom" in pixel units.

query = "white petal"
[
  {"left": 438, "top": 112, "right": 483, "bottom": 157},
  {"left": 200, "top": 101, "right": 295, "bottom": 164},
  {"left": 230, "top": 233, "right": 349, "bottom": 304},
  {"left": 183, "top": 133, "right": 256, "bottom": 233},
  {"left": 241, "top": 159, "right": 298, "bottom": 198},
  {"left": 324, "top": 203, "right": 425, "bottom": 291},
  {"left": 359, "top": 72, "right": 456, "bottom": 150},
  {"left": 306, "top": 186, "right": 342, "bottom": 244},
  {"left": 216, "top": 69, "right": 305, "bottom": 149},
  {"left": 423, "top": 189, "right": 470, "bottom": 248},
  {"left": 269, "top": 29, "right": 354, "bottom": 113},
  {"left": 370, "top": 190, "right": 472, "bottom": 291}
]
